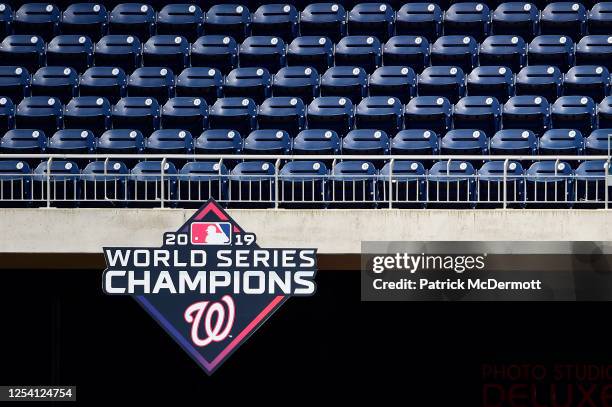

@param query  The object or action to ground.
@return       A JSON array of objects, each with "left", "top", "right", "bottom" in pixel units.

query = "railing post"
[
  {"left": 503, "top": 158, "right": 508, "bottom": 209},
  {"left": 160, "top": 157, "right": 166, "bottom": 209},
  {"left": 46, "top": 157, "right": 53, "bottom": 208},
  {"left": 606, "top": 159, "right": 610, "bottom": 210},
  {"left": 274, "top": 158, "right": 280, "bottom": 209},
  {"left": 388, "top": 158, "right": 394, "bottom": 209}
]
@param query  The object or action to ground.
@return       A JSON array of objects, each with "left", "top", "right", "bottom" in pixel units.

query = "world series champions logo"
[{"left": 102, "top": 200, "right": 318, "bottom": 374}]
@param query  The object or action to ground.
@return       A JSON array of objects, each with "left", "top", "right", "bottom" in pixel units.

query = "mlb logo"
[{"left": 191, "top": 222, "right": 232, "bottom": 245}]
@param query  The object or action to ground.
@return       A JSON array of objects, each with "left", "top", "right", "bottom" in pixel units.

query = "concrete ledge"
[{"left": 1, "top": 208, "right": 612, "bottom": 254}]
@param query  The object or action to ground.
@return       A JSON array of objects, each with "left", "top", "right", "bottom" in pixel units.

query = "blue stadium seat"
[
  {"left": 515, "top": 65, "right": 563, "bottom": 102},
  {"left": 109, "top": 3, "right": 156, "bottom": 41},
  {"left": 177, "top": 161, "right": 229, "bottom": 206},
  {"left": 0, "top": 96, "right": 14, "bottom": 133},
  {"left": 564, "top": 65, "right": 610, "bottom": 102},
  {"left": 391, "top": 130, "right": 439, "bottom": 164},
  {"left": 146, "top": 129, "right": 194, "bottom": 166},
  {"left": 95, "top": 35, "right": 142, "bottom": 73},
  {"left": 61, "top": 3, "right": 108, "bottom": 41},
  {"left": 143, "top": 35, "right": 190, "bottom": 73},
  {"left": 156, "top": 4, "right": 204, "bottom": 42},
  {"left": 528, "top": 35, "right": 575, "bottom": 72},
  {"left": 477, "top": 160, "right": 525, "bottom": 208},
  {"left": 286, "top": 36, "right": 334, "bottom": 73},
  {"left": 81, "top": 161, "right": 130, "bottom": 206},
  {"left": 224, "top": 67, "right": 271, "bottom": 104},
  {"left": 46, "top": 35, "right": 94, "bottom": 73},
  {"left": 418, "top": 66, "right": 465, "bottom": 103},
  {"left": 377, "top": 160, "right": 426, "bottom": 208},
  {"left": 307, "top": 96, "right": 354, "bottom": 136},
  {"left": 0, "top": 129, "right": 47, "bottom": 167},
  {"left": 427, "top": 161, "right": 477, "bottom": 208},
  {"left": 395, "top": 3, "right": 442, "bottom": 40},
  {"left": 112, "top": 97, "right": 160, "bottom": 135},
  {"left": 175, "top": 67, "right": 223, "bottom": 105},
  {"left": 355, "top": 96, "right": 402, "bottom": 135},
  {"left": 32, "top": 160, "right": 81, "bottom": 206},
  {"left": 588, "top": 2, "right": 612, "bottom": 34},
  {"left": 430, "top": 35, "right": 479, "bottom": 72},
  {"left": 440, "top": 129, "right": 489, "bottom": 167},
  {"left": 257, "top": 96, "right": 306, "bottom": 135},
  {"left": 467, "top": 66, "right": 514, "bottom": 102},
  {"left": 293, "top": 129, "right": 341, "bottom": 159},
  {"left": 492, "top": 2, "right": 539, "bottom": 41},
  {"left": 130, "top": 161, "right": 178, "bottom": 207},
  {"left": 251, "top": 3, "right": 299, "bottom": 41},
  {"left": 161, "top": 97, "right": 208, "bottom": 137},
  {"left": 0, "top": 66, "right": 30, "bottom": 104},
  {"left": 243, "top": 129, "right": 292, "bottom": 156},
  {"left": 47, "top": 129, "right": 96, "bottom": 168},
  {"left": 598, "top": 96, "right": 612, "bottom": 128},
  {"left": 335, "top": 35, "right": 382, "bottom": 73},
  {"left": 574, "top": 160, "right": 610, "bottom": 207},
  {"left": 368, "top": 66, "right": 417, "bottom": 104},
  {"left": 0, "top": 3, "right": 12, "bottom": 38},
  {"left": 453, "top": 96, "right": 501, "bottom": 136},
  {"left": 229, "top": 161, "right": 275, "bottom": 208},
  {"left": 490, "top": 129, "right": 538, "bottom": 157},
  {"left": 209, "top": 97, "right": 257, "bottom": 135},
  {"left": 239, "top": 36, "right": 286, "bottom": 72},
  {"left": 31, "top": 67, "right": 79, "bottom": 104},
  {"left": 128, "top": 67, "right": 175, "bottom": 104},
  {"left": 0, "top": 160, "right": 32, "bottom": 205},
  {"left": 204, "top": 4, "right": 251, "bottom": 42},
  {"left": 97, "top": 129, "right": 145, "bottom": 167},
  {"left": 190, "top": 36, "right": 238, "bottom": 75},
  {"left": 79, "top": 67, "right": 127, "bottom": 104},
  {"left": 404, "top": 96, "right": 452, "bottom": 135},
  {"left": 194, "top": 130, "right": 243, "bottom": 168},
  {"left": 64, "top": 96, "right": 111, "bottom": 136},
  {"left": 342, "top": 129, "right": 390, "bottom": 168},
  {"left": 539, "top": 129, "right": 584, "bottom": 162},
  {"left": 479, "top": 35, "right": 527, "bottom": 72},
  {"left": 382, "top": 35, "right": 430, "bottom": 71},
  {"left": 585, "top": 129, "right": 612, "bottom": 155},
  {"left": 330, "top": 160, "right": 377, "bottom": 208},
  {"left": 16, "top": 96, "right": 63, "bottom": 136},
  {"left": 575, "top": 35, "right": 612, "bottom": 70},
  {"left": 540, "top": 2, "right": 587, "bottom": 39},
  {"left": 272, "top": 66, "right": 320, "bottom": 103},
  {"left": 503, "top": 95, "right": 551, "bottom": 136},
  {"left": 525, "top": 161, "right": 574, "bottom": 208},
  {"left": 14, "top": 3, "right": 60, "bottom": 41},
  {"left": 300, "top": 3, "right": 347, "bottom": 42},
  {"left": 444, "top": 2, "right": 491, "bottom": 41},
  {"left": 551, "top": 96, "right": 596, "bottom": 135},
  {"left": 347, "top": 3, "right": 394, "bottom": 41},
  {"left": 0, "top": 35, "right": 45, "bottom": 73},
  {"left": 279, "top": 160, "right": 328, "bottom": 208},
  {"left": 320, "top": 66, "right": 367, "bottom": 102}
]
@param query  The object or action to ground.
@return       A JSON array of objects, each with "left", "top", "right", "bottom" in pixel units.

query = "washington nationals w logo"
[{"left": 184, "top": 296, "right": 236, "bottom": 347}]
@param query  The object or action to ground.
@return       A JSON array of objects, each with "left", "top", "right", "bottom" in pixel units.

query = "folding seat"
[
  {"left": 79, "top": 67, "right": 128, "bottom": 104},
  {"left": 129, "top": 161, "right": 178, "bottom": 207},
  {"left": 492, "top": 2, "right": 539, "bottom": 41},
  {"left": 97, "top": 129, "right": 145, "bottom": 168},
  {"left": 223, "top": 68, "right": 271, "bottom": 104},
  {"left": 540, "top": 2, "right": 587, "bottom": 39},
  {"left": 204, "top": 4, "right": 251, "bottom": 42},
  {"left": 440, "top": 129, "right": 489, "bottom": 167},
  {"left": 286, "top": 36, "right": 334, "bottom": 74},
  {"left": 404, "top": 96, "right": 452, "bottom": 135},
  {"left": 0, "top": 35, "right": 45, "bottom": 73},
  {"left": 0, "top": 129, "right": 47, "bottom": 168},
  {"left": 330, "top": 161, "right": 377, "bottom": 208},
  {"left": 195, "top": 130, "right": 243, "bottom": 167},
  {"left": 228, "top": 161, "right": 275, "bottom": 208},
  {"left": 146, "top": 129, "right": 194, "bottom": 167},
  {"left": 30, "top": 67, "right": 78, "bottom": 104},
  {"left": 251, "top": 4, "right": 299, "bottom": 42},
  {"left": 418, "top": 66, "right": 466, "bottom": 104},
  {"left": 525, "top": 161, "right": 574, "bottom": 208},
  {"left": 32, "top": 161, "right": 81, "bottom": 206},
  {"left": 190, "top": 36, "right": 238, "bottom": 75},
  {"left": 175, "top": 68, "right": 223, "bottom": 105},
  {"left": 161, "top": 97, "right": 208, "bottom": 137},
  {"left": 112, "top": 97, "right": 160, "bottom": 135},
  {"left": 502, "top": 96, "right": 551, "bottom": 136},
  {"left": 564, "top": 66, "right": 610, "bottom": 102},
  {"left": 14, "top": 3, "right": 60, "bottom": 41},
  {"left": 427, "top": 161, "right": 477, "bottom": 208},
  {"left": 61, "top": 3, "right": 108, "bottom": 41},
  {"left": 355, "top": 97, "right": 403, "bottom": 135},
  {"left": 477, "top": 161, "right": 525, "bottom": 208},
  {"left": 109, "top": 3, "right": 156, "bottom": 42},
  {"left": 528, "top": 35, "right": 575, "bottom": 72},
  {"left": 239, "top": 36, "right": 286, "bottom": 72},
  {"left": 585, "top": 129, "right": 612, "bottom": 155},
  {"left": 142, "top": 36, "right": 190, "bottom": 73},
  {"left": 15, "top": 97, "right": 63, "bottom": 136},
  {"left": 156, "top": 4, "right": 204, "bottom": 42},
  {"left": 209, "top": 97, "right": 257, "bottom": 135},
  {"left": 0, "top": 3, "right": 12, "bottom": 38},
  {"left": 320, "top": 66, "right": 368, "bottom": 102},
  {"left": 64, "top": 96, "right": 112, "bottom": 136},
  {"left": 0, "top": 97, "right": 14, "bottom": 133},
  {"left": 574, "top": 160, "right": 610, "bottom": 207},
  {"left": 479, "top": 35, "right": 527, "bottom": 73},
  {"left": 515, "top": 65, "right": 563, "bottom": 102},
  {"left": 490, "top": 129, "right": 538, "bottom": 157},
  {"left": 335, "top": 36, "right": 382, "bottom": 73},
  {"left": 47, "top": 129, "right": 96, "bottom": 168},
  {"left": 551, "top": 96, "right": 596, "bottom": 135},
  {"left": 272, "top": 67, "right": 319, "bottom": 104},
  {"left": 466, "top": 66, "right": 514, "bottom": 102},
  {"left": 300, "top": 3, "right": 347, "bottom": 42},
  {"left": 176, "top": 161, "right": 230, "bottom": 207},
  {"left": 382, "top": 36, "right": 430, "bottom": 72},
  {"left": 368, "top": 66, "right": 417, "bottom": 104},
  {"left": 307, "top": 96, "right": 354, "bottom": 136},
  {"left": 377, "top": 161, "right": 426, "bottom": 208},
  {"left": 46, "top": 35, "right": 94, "bottom": 73},
  {"left": 95, "top": 35, "right": 142, "bottom": 73},
  {"left": 444, "top": 2, "right": 491, "bottom": 41},
  {"left": 598, "top": 96, "right": 612, "bottom": 128},
  {"left": 395, "top": 3, "right": 442, "bottom": 40},
  {"left": 0, "top": 67, "right": 29, "bottom": 104},
  {"left": 293, "top": 129, "right": 341, "bottom": 159},
  {"left": 588, "top": 2, "right": 612, "bottom": 35},
  {"left": 243, "top": 129, "right": 292, "bottom": 157},
  {"left": 342, "top": 129, "right": 390, "bottom": 168},
  {"left": 453, "top": 96, "right": 502, "bottom": 136},
  {"left": 539, "top": 129, "right": 584, "bottom": 163},
  {"left": 81, "top": 161, "right": 130, "bottom": 206},
  {"left": 0, "top": 160, "right": 32, "bottom": 206},
  {"left": 391, "top": 130, "right": 439, "bottom": 165},
  {"left": 575, "top": 36, "right": 612, "bottom": 71},
  {"left": 279, "top": 161, "right": 328, "bottom": 208},
  {"left": 257, "top": 97, "right": 305, "bottom": 135},
  {"left": 127, "top": 67, "right": 175, "bottom": 104},
  {"left": 347, "top": 3, "right": 394, "bottom": 41},
  {"left": 430, "top": 36, "right": 479, "bottom": 72}
]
